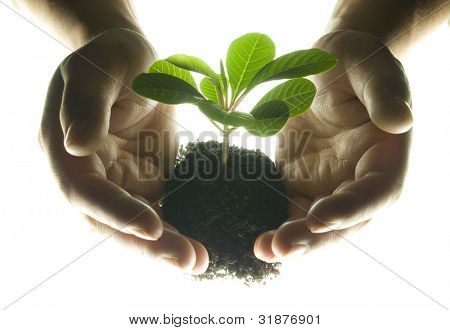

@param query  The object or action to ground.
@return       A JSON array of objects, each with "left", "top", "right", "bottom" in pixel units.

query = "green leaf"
[
  {"left": 196, "top": 100, "right": 228, "bottom": 124},
  {"left": 200, "top": 77, "right": 220, "bottom": 104},
  {"left": 255, "top": 78, "right": 316, "bottom": 117},
  {"left": 219, "top": 59, "right": 228, "bottom": 98},
  {"left": 224, "top": 111, "right": 255, "bottom": 127},
  {"left": 196, "top": 100, "right": 254, "bottom": 128},
  {"left": 226, "top": 33, "right": 275, "bottom": 99},
  {"left": 248, "top": 48, "right": 338, "bottom": 89},
  {"left": 148, "top": 60, "right": 197, "bottom": 88},
  {"left": 166, "top": 54, "right": 216, "bottom": 78},
  {"left": 132, "top": 72, "right": 204, "bottom": 104},
  {"left": 247, "top": 100, "right": 289, "bottom": 137}
]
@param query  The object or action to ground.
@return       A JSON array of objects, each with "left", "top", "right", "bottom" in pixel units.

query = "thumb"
[
  {"left": 350, "top": 45, "right": 413, "bottom": 134},
  {"left": 59, "top": 52, "right": 123, "bottom": 156}
]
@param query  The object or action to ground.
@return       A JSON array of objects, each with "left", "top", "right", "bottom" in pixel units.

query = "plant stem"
[
  {"left": 222, "top": 125, "right": 230, "bottom": 169},
  {"left": 229, "top": 91, "right": 247, "bottom": 112},
  {"left": 224, "top": 87, "right": 229, "bottom": 109},
  {"left": 209, "top": 118, "right": 223, "bottom": 132},
  {"left": 212, "top": 77, "right": 226, "bottom": 109}
]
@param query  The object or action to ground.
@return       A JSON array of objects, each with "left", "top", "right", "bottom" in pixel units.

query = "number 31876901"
[{"left": 258, "top": 314, "right": 319, "bottom": 325}]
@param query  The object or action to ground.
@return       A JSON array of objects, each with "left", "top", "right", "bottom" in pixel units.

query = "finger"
[
  {"left": 306, "top": 172, "right": 394, "bottom": 233},
  {"left": 85, "top": 216, "right": 196, "bottom": 272},
  {"left": 40, "top": 72, "right": 163, "bottom": 241},
  {"left": 131, "top": 194, "right": 208, "bottom": 273},
  {"left": 254, "top": 195, "right": 311, "bottom": 262},
  {"left": 187, "top": 239, "right": 209, "bottom": 275},
  {"left": 144, "top": 229, "right": 196, "bottom": 271},
  {"left": 349, "top": 41, "right": 413, "bottom": 134},
  {"left": 306, "top": 133, "right": 409, "bottom": 233},
  {"left": 131, "top": 193, "right": 179, "bottom": 233},
  {"left": 59, "top": 48, "right": 124, "bottom": 156},
  {"left": 69, "top": 173, "right": 164, "bottom": 240},
  {"left": 254, "top": 230, "right": 277, "bottom": 263},
  {"left": 124, "top": 194, "right": 208, "bottom": 273},
  {"left": 269, "top": 218, "right": 370, "bottom": 259}
]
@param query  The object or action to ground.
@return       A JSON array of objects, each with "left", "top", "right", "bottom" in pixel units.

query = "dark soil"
[{"left": 162, "top": 141, "right": 288, "bottom": 285}]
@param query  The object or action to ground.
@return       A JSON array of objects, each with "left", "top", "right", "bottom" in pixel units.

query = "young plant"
[{"left": 132, "top": 33, "right": 337, "bottom": 166}]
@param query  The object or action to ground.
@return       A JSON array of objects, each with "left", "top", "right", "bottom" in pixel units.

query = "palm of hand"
[{"left": 94, "top": 91, "right": 174, "bottom": 210}]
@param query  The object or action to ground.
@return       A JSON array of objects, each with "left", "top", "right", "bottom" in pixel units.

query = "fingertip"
[
  {"left": 64, "top": 119, "right": 107, "bottom": 156},
  {"left": 254, "top": 230, "right": 277, "bottom": 262},
  {"left": 188, "top": 239, "right": 209, "bottom": 275},
  {"left": 305, "top": 220, "right": 336, "bottom": 233},
  {"left": 285, "top": 243, "right": 309, "bottom": 258},
  {"left": 272, "top": 219, "right": 311, "bottom": 258},
  {"left": 129, "top": 228, "right": 157, "bottom": 241},
  {"left": 148, "top": 218, "right": 164, "bottom": 241},
  {"left": 305, "top": 215, "right": 339, "bottom": 233},
  {"left": 272, "top": 222, "right": 299, "bottom": 257},
  {"left": 152, "top": 223, "right": 164, "bottom": 240},
  {"left": 176, "top": 254, "right": 197, "bottom": 273},
  {"left": 162, "top": 256, "right": 181, "bottom": 269},
  {"left": 253, "top": 233, "right": 265, "bottom": 259},
  {"left": 141, "top": 229, "right": 197, "bottom": 272},
  {"left": 393, "top": 98, "right": 413, "bottom": 133},
  {"left": 306, "top": 194, "right": 352, "bottom": 231},
  {"left": 371, "top": 97, "right": 413, "bottom": 134},
  {"left": 173, "top": 235, "right": 197, "bottom": 272},
  {"left": 394, "top": 97, "right": 413, "bottom": 132},
  {"left": 128, "top": 205, "right": 164, "bottom": 241},
  {"left": 129, "top": 223, "right": 163, "bottom": 241},
  {"left": 161, "top": 241, "right": 196, "bottom": 273}
]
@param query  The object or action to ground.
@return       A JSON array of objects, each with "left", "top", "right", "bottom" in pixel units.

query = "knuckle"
[{"left": 60, "top": 52, "right": 82, "bottom": 79}]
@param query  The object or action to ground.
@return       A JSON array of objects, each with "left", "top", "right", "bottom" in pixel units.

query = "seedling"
[
  {"left": 132, "top": 32, "right": 337, "bottom": 166},
  {"left": 132, "top": 33, "right": 337, "bottom": 282}
]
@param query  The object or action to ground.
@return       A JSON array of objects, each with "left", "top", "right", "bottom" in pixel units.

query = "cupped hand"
[
  {"left": 39, "top": 28, "right": 208, "bottom": 273},
  {"left": 254, "top": 30, "right": 413, "bottom": 261}
]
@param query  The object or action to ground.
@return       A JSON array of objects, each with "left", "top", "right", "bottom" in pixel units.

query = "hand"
[
  {"left": 254, "top": 30, "right": 412, "bottom": 261},
  {"left": 39, "top": 28, "right": 208, "bottom": 273}
]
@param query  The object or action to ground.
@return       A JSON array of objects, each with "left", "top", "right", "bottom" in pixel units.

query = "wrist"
[
  {"left": 13, "top": 0, "right": 144, "bottom": 50},
  {"left": 324, "top": 0, "right": 411, "bottom": 44},
  {"left": 324, "top": 0, "right": 450, "bottom": 59}
]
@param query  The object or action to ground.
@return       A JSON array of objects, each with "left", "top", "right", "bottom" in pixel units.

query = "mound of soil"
[{"left": 162, "top": 141, "right": 288, "bottom": 284}]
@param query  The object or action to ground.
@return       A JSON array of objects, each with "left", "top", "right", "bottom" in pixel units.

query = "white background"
[{"left": 0, "top": 0, "right": 449, "bottom": 329}]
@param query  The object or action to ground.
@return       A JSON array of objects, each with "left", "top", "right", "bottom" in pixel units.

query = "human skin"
[
  {"left": 11, "top": 0, "right": 449, "bottom": 269},
  {"left": 12, "top": 0, "right": 209, "bottom": 274},
  {"left": 254, "top": 0, "right": 450, "bottom": 261}
]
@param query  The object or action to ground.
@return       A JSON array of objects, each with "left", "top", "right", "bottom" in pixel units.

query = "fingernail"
[
  {"left": 394, "top": 95, "right": 412, "bottom": 110},
  {"left": 287, "top": 243, "right": 309, "bottom": 257},
  {"left": 307, "top": 222, "right": 337, "bottom": 233},
  {"left": 163, "top": 257, "right": 180, "bottom": 269},
  {"left": 153, "top": 225, "right": 164, "bottom": 239},
  {"left": 65, "top": 120, "right": 87, "bottom": 147},
  {"left": 129, "top": 228, "right": 158, "bottom": 241},
  {"left": 393, "top": 96, "right": 414, "bottom": 131}
]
